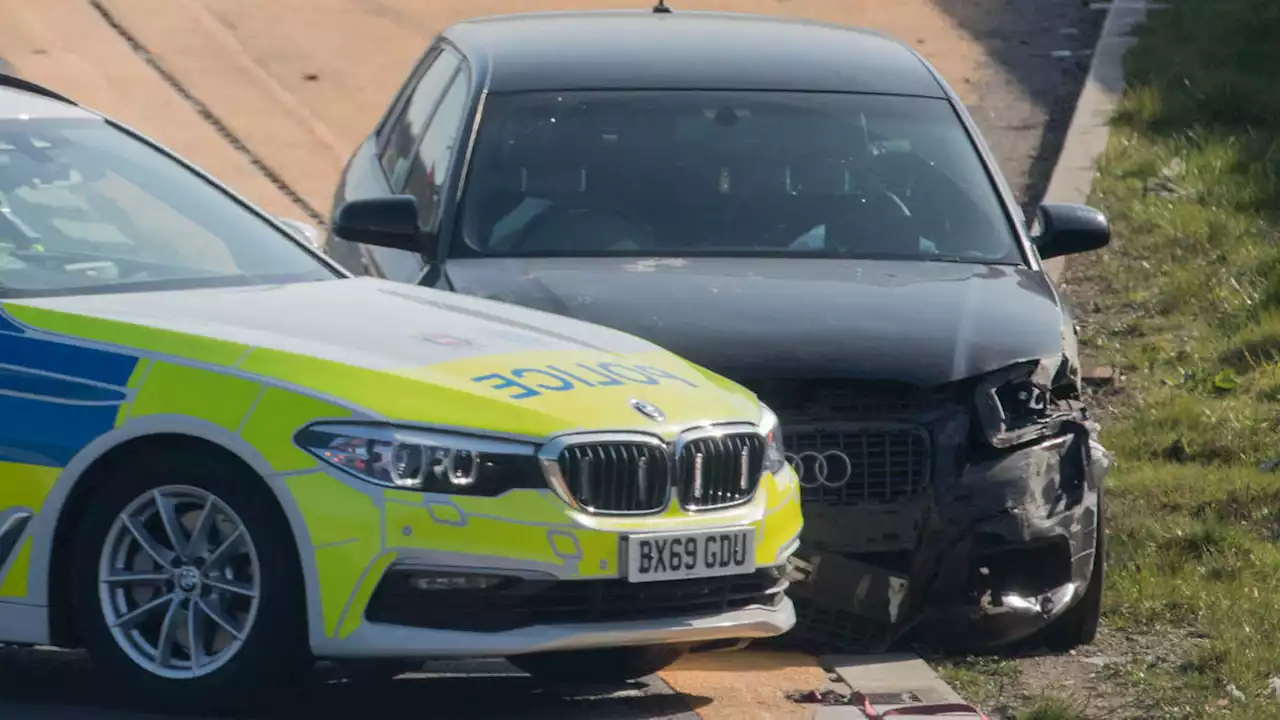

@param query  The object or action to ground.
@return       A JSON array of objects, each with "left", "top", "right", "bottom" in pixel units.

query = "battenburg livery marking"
[
  {"left": 0, "top": 309, "right": 23, "bottom": 336},
  {"left": 0, "top": 321, "right": 140, "bottom": 468},
  {"left": 0, "top": 331, "right": 138, "bottom": 388},
  {"left": 471, "top": 362, "right": 699, "bottom": 400}
]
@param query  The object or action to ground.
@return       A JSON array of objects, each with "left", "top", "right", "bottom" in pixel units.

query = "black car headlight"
[
  {"left": 759, "top": 404, "right": 789, "bottom": 475},
  {"left": 295, "top": 422, "right": 544, "bottom": 496},
  {"left": 974, "top": 360, "right": 1062, "bottom": 449}
]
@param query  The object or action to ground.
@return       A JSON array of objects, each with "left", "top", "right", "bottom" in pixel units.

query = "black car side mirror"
[
  {"left": 1032, "top": 203, "right": 1111, "bottom": 260},
  {"left": 332, "top": 196, "right": 437, "bottom": 258}
]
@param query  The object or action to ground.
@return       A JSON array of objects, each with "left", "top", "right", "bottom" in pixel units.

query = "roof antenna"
[{"left": 652, "top": 1, "right": 672, "bottom": 13}]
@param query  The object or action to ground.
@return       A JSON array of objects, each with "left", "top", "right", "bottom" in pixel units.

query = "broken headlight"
[
  {"left": 759, "top": 404, "right": 789, "bottom": 475},
  {"left": 974, "top": 360, "right": 1060, "bottom": 449},
  {"left": 295, "top": 422, "right": 545, "bottom": 496}
]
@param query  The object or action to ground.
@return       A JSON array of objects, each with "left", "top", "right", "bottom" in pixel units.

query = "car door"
[{"left": 326, "top": 45, "right": 464, "bottom": 281}]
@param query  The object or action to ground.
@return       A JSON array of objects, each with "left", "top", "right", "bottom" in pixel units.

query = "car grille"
[
  {"left": 677, "top": 432, "right": 766, "bottom": 510},
  {"left": 785, "top": 596, "right": 893, "bottom": 654},
  {"left": 785, "top": 425, "right": 931, "bottom": 505},
  {"left": 557, "top": 441, "right": 672, "bottom": 513},
  {"left": 553, "top": 431, "right": 766, "bottom": 514},
  {"left": 364, "top": 567, "right": 788, "bottom": 633}
]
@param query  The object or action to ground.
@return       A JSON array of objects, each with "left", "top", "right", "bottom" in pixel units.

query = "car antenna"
[{"left": 652, "top": 1, "right": 672, "bottom": 13}]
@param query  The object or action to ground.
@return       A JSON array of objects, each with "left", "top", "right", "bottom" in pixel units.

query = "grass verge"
[{"left": 1061, "top": 0, "right": 1280, "bottom": 716}]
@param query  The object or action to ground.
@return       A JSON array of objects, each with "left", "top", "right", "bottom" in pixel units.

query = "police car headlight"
[
  {"left": 759, "top": 404, "right": 789, "bottom": 475},
  {"left": 296, "top": 422, "right": 544, "bottom": 496}
]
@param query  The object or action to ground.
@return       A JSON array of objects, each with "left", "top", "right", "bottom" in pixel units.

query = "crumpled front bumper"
[{"left": 785, "top": 414, "right": 1112, "bottom": 652}]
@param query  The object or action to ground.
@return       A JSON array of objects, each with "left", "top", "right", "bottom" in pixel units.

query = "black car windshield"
[
  {"left": 455, "top": 91, "right": 1022, "bottom": 263},
  {"left": 0, "top": 118, "right": 336, "bottom": 298}
]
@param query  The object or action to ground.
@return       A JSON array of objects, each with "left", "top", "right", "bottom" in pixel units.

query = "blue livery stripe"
[
  {"left": 0, "top": 309, "right": 22, "bottom": 336},
  {"left": 0, "top": 394, "right": 121, "bottom": 468},
  {"left": 0, "top": 367, "right": 128, "bottom": 404},
  {"left": 0, "top": 332, "right": 138, "bottom": 388}
]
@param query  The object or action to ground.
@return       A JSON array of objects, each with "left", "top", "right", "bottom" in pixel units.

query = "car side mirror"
[
  {"left": 275, "top": 217, "right": 323, "bottom": 251},
  {"left": 332, "top": 196, "right": 437, "bottom": 257},
  {"left": 1032, "top": 203, "right": 1110, "bottom": 260}
]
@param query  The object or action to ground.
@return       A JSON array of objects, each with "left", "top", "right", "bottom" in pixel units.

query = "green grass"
[
  {"left": 935, "top": 656, "right": 1022, "bottom": 709},
  {"left": 1068, "top": 0, "right": 1280, "bottom": 715},
  {"left": 1017, "top": 695, "right": 1087, "bottom": 720}
]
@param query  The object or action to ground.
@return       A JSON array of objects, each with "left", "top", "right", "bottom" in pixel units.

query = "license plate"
[{"left": 626, "top": 528, "right": 756, "bottom": 583}]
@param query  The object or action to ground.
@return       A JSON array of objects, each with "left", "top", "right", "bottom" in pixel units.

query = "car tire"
[
  {"left": 69, "top": 448, "right": 309, "bottom": 711},
  {"left": 1041, "top": 496, "right": 1105, "bottom": 651},
  {"left": 509, "top": 644, "right": 688, "bottom": 684}
]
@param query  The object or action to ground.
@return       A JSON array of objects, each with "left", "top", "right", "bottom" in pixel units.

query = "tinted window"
[
  {"left": 379, "top": 49, "right": 461, "bottom": 190},
  {"left": 403, "top": 71, "right": 470, "bottom": 229},
  {"left": 0, "top": 118, "right": 333, "bottom": 298},
  {"left": 455, "top": 91, "right": 1020, "bottom": 263}
]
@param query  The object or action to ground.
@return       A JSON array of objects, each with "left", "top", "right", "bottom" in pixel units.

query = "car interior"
[{"left": 458, "top": 93, "right": 1020, "bottom": 263}]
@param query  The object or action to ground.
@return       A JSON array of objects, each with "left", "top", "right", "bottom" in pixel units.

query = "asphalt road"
[
  {"left": 0, "top": 648, "right": 703, "bottom": 719},
  {"left": 0, "top": 2, "right": 1106, "bottom": 718}
]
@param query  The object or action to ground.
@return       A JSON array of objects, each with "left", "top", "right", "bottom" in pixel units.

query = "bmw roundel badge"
[{"left": 629, "top": 399, "right": 666, "bottom": 423}]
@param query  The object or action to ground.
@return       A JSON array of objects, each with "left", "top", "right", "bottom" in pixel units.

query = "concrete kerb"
[
  {"left": 820, "top": 653, "right": 969, "bottom": 719},
  {"left": 1040, "top": 0, "right": 1153, "bottom": 281}
]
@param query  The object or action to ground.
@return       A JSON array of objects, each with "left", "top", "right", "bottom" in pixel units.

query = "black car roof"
[{"left": 443, "top": 10, "right": 948, "bottom": 97}]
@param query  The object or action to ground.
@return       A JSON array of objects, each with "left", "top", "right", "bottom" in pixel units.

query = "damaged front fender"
[
  {"left": 785, "top": 411, "right": 1114, "bottom": 654},
  {"left": 921, "top": 419, "right": 1114, "bottom": 648}
]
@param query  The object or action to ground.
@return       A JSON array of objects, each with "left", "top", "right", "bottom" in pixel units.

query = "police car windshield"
[
  {"left": 0, "top": 118, "right": 335, "bottom": 298},
  {"left": 455, "top": 90, "right": 1022, "bottom": 263}
]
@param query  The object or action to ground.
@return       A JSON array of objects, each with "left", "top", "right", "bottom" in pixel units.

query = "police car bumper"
[
  {"left": 279, "top": 459, "right": 805, "bottom": 660},
  {"left": 319, "top": 586, "right": 796, "bottom": 659},
  {"left": 316, "top": 554, "right": 797, "bottom": 658}
]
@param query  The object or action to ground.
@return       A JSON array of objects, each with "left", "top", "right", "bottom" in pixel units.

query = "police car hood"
[{"left": 3, "top": 277, "right": 761, "bottom": 438}]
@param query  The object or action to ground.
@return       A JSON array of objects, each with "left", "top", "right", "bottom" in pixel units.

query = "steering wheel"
[{"left": 863, "top": 150, "right": 1006, "bottom": 256}]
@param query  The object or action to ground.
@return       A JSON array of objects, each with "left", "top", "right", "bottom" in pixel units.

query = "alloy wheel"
[{"left": 97, "top": 484, "right": 262, "bottom": 679}]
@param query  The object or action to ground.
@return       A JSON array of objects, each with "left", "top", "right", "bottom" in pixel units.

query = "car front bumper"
[
  {"left": 783, "top": 411, "right": 1111, "bottom": 652},
  {"left": 320, "top": 592, "right": 796, "bottom": 659},
  {"left": 268, "top": 462, "right": 804, "bottom": 659}
]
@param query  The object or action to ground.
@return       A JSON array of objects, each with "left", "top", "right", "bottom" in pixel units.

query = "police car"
[{"left": 0, "top": 73, "right": 801, "bottom": 706}]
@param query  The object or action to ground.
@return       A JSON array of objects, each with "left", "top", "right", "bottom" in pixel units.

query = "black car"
[{"left": 324, "top": 6, "right": 1114, "bottom": 653}]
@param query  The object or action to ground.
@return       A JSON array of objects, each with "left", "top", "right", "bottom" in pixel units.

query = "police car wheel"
[
  {"left": 509, "top": 644, "right": 688, "bottom": 684},
  {"left": 69, "top": 448, "right": 309, "bottom": 710}
]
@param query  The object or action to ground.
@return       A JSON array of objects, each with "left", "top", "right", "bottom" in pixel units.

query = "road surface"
[{"left": 0, "top": 0, "right": 1103, "bottom": 716}]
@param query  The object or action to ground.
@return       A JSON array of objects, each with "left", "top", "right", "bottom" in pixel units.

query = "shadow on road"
[
  {"left": 0, "top": 646, "right": 708, "bottom": 719},
  {"left": 932, "top": 0, "right": 1107, "bottom": 210}
]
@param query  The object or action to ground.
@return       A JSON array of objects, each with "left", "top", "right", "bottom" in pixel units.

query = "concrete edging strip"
[
  {"left": 1040, "top": 0, "right": 1152, "bottom": 280},
  {"left": 819, "top": 653, "right": 968, "bottom": 718}
]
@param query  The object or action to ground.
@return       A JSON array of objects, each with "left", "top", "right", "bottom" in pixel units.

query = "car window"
[
  {"left": 455, "top": 91, "right": 1022, "bottom": 264},
  {"left": 379, "top": 48, "right": 461, "bottom": 191},
  {"left": 402, "top": 70, "right": 470, "bottom": 229},
  {"left": 0, "top": 118, "right": 334, "bottom": 298}
]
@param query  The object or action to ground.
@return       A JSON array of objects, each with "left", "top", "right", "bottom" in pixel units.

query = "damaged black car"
[{"left": 322, "top": 8, "right": 1116, "bottom": 652}]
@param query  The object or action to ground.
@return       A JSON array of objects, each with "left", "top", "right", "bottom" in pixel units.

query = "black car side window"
[
  {"left": 402, "top": 69, "right": 471, "bottom": 230},
  {"left": 378, "top": 48, "right": 461, "bottom": 190}
]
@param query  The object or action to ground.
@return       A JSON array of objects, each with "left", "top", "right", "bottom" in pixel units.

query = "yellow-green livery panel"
[{"left": 0, "top": 277, "right": 800, "bottom": 651}]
